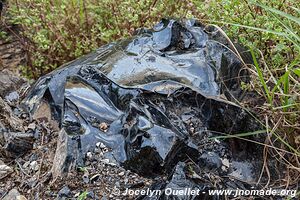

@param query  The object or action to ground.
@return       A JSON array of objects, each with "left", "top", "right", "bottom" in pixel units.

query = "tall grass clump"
[{"left": 195, "top": 0, "right": 300, "bottom": 188}]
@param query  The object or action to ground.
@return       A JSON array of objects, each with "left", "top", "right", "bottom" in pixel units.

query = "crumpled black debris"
[{"left": 22, "top": 19, "right": 264, "bottom": 198}]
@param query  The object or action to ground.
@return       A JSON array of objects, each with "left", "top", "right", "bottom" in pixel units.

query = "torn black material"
[{"left": 22, "top": 19, "right": 264, "bottom": 198}]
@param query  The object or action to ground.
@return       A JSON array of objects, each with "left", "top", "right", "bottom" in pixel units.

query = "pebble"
[
  {"left": 102, "top": 148, "right": 109, "bottom": 153},
  {"left": 101, "top": 159, "right": 110, "bottom": 164},
  {"left": 96, "top": 142, "right": 101, "bottom": 147},
  {"left": 99, "top": 122, "right": 108, "bottom": 132},
  {"left": 23, "top": 161, "right": 30, "bottom": 168},
  {"left": 58, "top": 185, "right": 71, "bottom": 197},
  {"left": 27, "top": 123, "right": 36, "bottom": 130},
  {"left": 118, "top": 171, "right": 125, "bottom": 176},
  {"left": 30, "top": 161, "right": 39, "bottom": 171},
  {"left": 100, "top": 143, "right": 106, "bottom": 148},
  {"left": 115, "top": 181, "right": 120, "bottom": 187},
  {"left": 83, "top": 174, "right": 89, "bottom": 184},
  {"left": 0, "top": 161, "right": 13, "bottom": 179},
  {"left": 86, "top": 152, "right": 93, "bottom": 160},
  {"left": 3, "top": 188, "right": 27, "bottom": 200},
  {"left": 221, "top": 158, "right": 230, "bottom": 168},
  {"left": 124, "top": 178, "right": 128, "bottom": 184}
]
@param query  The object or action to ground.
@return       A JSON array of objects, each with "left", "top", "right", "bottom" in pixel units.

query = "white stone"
[
  {"left": 0, "top": 163, "right": 13, "bottom": 179},
  {"left": 30, "top": 161, "right": 39, "bottom": 171}
]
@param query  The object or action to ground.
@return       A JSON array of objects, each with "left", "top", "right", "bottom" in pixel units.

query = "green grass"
[
  {"left": 200, "top": 1, "right": 300, "bottom": 183},
  {"left": 78, "top": 191, "right": 88, "bottom": 200},
  {"left": 4, "top": 0, "right": 197, "bottom": 78}
]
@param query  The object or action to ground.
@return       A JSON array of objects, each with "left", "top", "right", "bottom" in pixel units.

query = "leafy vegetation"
[
  {"left": 195, "top": 0, "right": 300, "bottom": 186},
  {"left": 78, "top": 191, "right": 88, "bottom": 200},
  {"left": 194, "top": 0, "right": 299, "bottom": 68},
  {"left": 4, "top": 0, "right": 197, "bottom": 78},
  {"left": 1, "top": 0, "right": 299, "bottom": 188}
]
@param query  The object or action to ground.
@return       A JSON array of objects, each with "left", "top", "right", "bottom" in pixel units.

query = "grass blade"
[
  {"left": 294, "top": 68, "right": 300, "bottom": 77},
  {"left": 209, "top": 130, "right": 267, "bottom": 140},
  {"left": 290, "top": 6, "right": 300, "bottom": 14},
  {"left": 257, "top": 4, "right": 300, "bottom": 25},
  {"left": 250, "top": 48, "right": 272, "bottom": 103},
  {"left": 206, "top": 20, "right": 288, "bottom": 37},
  {"left": 283, "top": 71, "right": 290, "bottom": 111}
]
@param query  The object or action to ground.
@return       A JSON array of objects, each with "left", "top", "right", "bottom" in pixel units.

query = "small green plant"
[
  {"left": 77, "top": 166, "right": 87, "bottom": 172},
  {"left": 0, "top": 30, "right": 8, "bottom": 40},
  {"left": 78, "top": 191, "right": 88, "bottom": 200}
]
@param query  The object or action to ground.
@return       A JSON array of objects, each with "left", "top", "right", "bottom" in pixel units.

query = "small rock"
[
  {"left": 27, "top": 123, "right": 36, "bottom": 130},
  {"left": 3, "top": 188, "right": 27, "bottom": 200},
  {"left": 108, "top": 162, "right": 117, "bottom": 166},
  {"left": 102, "top": 148, "right": 109, "bottom": 153},
  {"left": 145, "top": 181, "right": 151, "bottom": 186},
  {"left": 96, "top": 142, "right": 101, "bottom": 147},
  {"left": 221, "top": 158, "right": 230, "bottom": 168},
  {"left": 124, "top": 178, "right": 129, "bottom": 184},
  {"left": 115, "top": 181, "right": 120, "bottom": 187},
  {"left": 29, "top": 153, "right": 38, "bottom": 161},
  {"left": 221, "top": 166, "right": 227, "bottom": 171},
  {"left": 189, "top": 127, "right": 195, "bottom": 134},
  {"left": 99, "top": 142, "right": 106, "bottom": 149},
  {"left": 83, "top": 174, "right": 89, "bottom": 184},
  {"left": 74, "top": 192, "right": 80, "bottom": 198},
  {"left": 99, "top": 122, "right": 108, "bottom": 132},
  {"left": 87, "top": 191, "right": 98, "bottom": 199},
  {"left": 5, "top": 91, "right": 19, "bottom": 104},
  {"left": 86, "top": 152, "right": 93, "bottom": 160},
  {"left": 29, "top": 161, "right": 39, "bottom": 171},
  {"left": 58, "top": 185, "right": 71, "bottom": 197},
  {"left": 90, "top": 174, "right": 100, "bottom": 183},
  {"left": 26, "top": 176, "right": 37, "bottom": 188},
  {"left": 101, "top": 196, "right": 108, "bottom": 200},
  {"left": 118, "top": 171, "right": 125, "bottom": 176},
  {"left": 17, "top": 195, "right": 27, "bottom": 200},
  {"left": 101, "top": 159, "right": 110, "bottom": 164},
  {"left": 0, "top": 161, "right": 13, "bottom": 179},
  {"left": 23, "top": 161, "right": 30, "bottom": 168}
]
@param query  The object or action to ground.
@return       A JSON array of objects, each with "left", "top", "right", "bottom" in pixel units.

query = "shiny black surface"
[{"left": 22, "top": 19, "right": 263, "bottom": 198}]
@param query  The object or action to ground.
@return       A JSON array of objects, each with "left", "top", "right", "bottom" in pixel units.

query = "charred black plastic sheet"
[{"left": 23, "top": 19, "right": 263, "bottom": 198}]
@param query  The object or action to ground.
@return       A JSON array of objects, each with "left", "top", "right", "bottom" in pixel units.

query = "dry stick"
[
  {"left": 285, "top": 167, "right": 290, "bottom": 190},
  {"left": 209, "top": 129, "right": 299, "bottom": 156},
  {"left": 37, "top": 124, "right": 46, "bottom": 176},
  {"left": 264, "top": 115, "right": 272, "bottom": 188},
  {"left": 257, "top": 115, "right": 271, "bottom": 187},
  {"left": 15, "top": 160, "right": 30, "bottom": 177},
  {"left": 267, "top": 128, "right": 300, "bottom": 186},
  {"left": 267, "top": 117, "right": 297, "bottom": 167}
]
